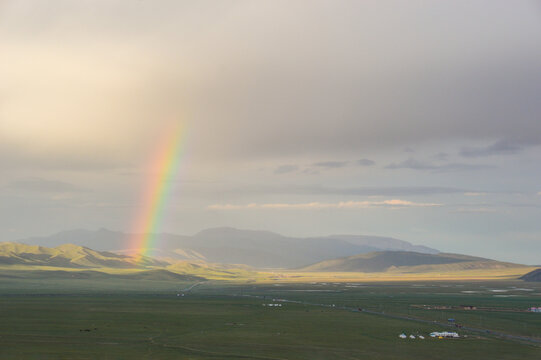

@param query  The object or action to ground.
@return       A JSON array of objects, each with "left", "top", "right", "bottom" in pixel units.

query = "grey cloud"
[
  {"left": 386, "top": 159, "right": 436, "bottom": 170},
  {"left": 274, "top": 164, "right": 299, "bottom": 174},
  {"left": 3, "top": 1, "right": 541, "bottom": 164},
  {"left": 460, "top": 140, "right": 522, "bottom": 158},
  {"left": 312, "top": 161, "right": 349, "bottom": 168},
  {"left": 209, "top": 199, "right": 442, "bottom": 210},
  {"left": 500, "top": 202, "right": 541, "bottom": 209},
  {"left": 385, "top": 158, "right": 490, "bottom": 172},
  {"left": 2, "top": 1, "right": 541, "bottom": 264},
  {"left": 7, "top": 178, "right": 87, "bottom": 193},
  {"left": 191, "top": 53, "right": 541, "bottom": 161},
  {"left": 451, "top": 201, "right": 541, "bottom": 210},
  {"left": 0, "top": 143, "right": 131, "bottom": 172},
  {"left": 225, "top": 185, "right": 472, "bottom": 197},
  {"left": 424, "top": 163, "right": 492, "bottom": 172},
  {"left": 452, "top": 208, "right": 497, "bottom": 214},
  {"left": 311, "top": 159, "right": 375, "bottom": 168},
  {"left": 433, "top": 152, "right": 449, "bottom": 161},
  {"left": 310, "top": 186, "right": 469, "bottom": 197},
  {"left": 302, "top": 168, "right": 320, "bottom": 175},
  {"left": 357, "top": 159, "right": 375, "bottom": 166}
]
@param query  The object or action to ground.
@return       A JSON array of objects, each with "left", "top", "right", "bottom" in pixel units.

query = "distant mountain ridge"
[
  {"left": 300, "top": 251, "right": 526, "bottom": 273},
  {"left": 0, "top": 242, "right": 256, "bottom": 280},
  {"left": 15, "top": 227, "right": 439, "bottom": 268},
  {"left": 0, "top": 242, "right": 530, "bottom": 280}
]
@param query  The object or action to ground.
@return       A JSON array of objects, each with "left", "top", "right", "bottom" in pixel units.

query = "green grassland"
[
  {"left": 218, "top": 281, "right": 541, "bottom": 339},
  {"left": 0, "top": 278, "right": 540, "bottom": 359}
]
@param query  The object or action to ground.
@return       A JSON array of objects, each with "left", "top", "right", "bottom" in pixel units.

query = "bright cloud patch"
[{"left": 208, "top": 199, "right": 442, "bottom": 210}]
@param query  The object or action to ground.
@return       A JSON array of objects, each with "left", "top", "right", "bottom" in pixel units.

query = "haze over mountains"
[
  {"left": 16, "top": 227, "right": 438, "bottom": 268},
  {"left": 0, "top": 241, "right": 529, "bottom": 279},
  {"left": 0, "top": 242, "right": 253, "bottom": 281},
  {"left": 7, "top": 227, "right": 534, "bottom": 279}
]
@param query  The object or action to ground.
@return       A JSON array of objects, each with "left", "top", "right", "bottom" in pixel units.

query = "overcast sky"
[{"left": 1, "top": 0, "right": 541, "bottom": 263}]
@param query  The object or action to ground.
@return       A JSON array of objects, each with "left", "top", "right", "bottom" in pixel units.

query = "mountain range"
[
  {"left": 0, "top": 240, "right": 531, "bottom": 281},
  {"left": 0, "top": 242, "right": 255, "bottom": 281},
  {"left": 6, "top": 226, "right": 532, "bottom": 281},
  {"left": 16, "top": 227, "right": 438, "bottom": 268}
]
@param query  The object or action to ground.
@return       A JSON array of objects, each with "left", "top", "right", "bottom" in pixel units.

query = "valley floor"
[
  {"left": 258, "top": 266, "right": 537, "bottom": 283},
  {"left": 0, "top": 279, "right": 540, "bottom": 359}
]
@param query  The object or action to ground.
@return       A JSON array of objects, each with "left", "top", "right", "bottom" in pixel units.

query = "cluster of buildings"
[
  {"left": 398, "top": 334, "right": 424, "bottom": 339},
  {"left": 262, "top": 303, "right": 282, "bottom": 307},
  {"left": 399, "top": 331, "right": 459, "bottom": 339},
  {"left": 528, "top": 307, "right": 541, "bottom": 313},
  {"left": 430, "top": 331, "right": 459, "bottom": 338}
]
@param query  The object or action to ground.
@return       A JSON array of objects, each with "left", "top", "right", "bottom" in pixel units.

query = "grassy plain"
[
  {"left": 0, "top": 276, "right": 540, "bottom": 359},
  {"left": 0, "top": 262, "right": 535, "bottom": 283},
  {"left": 220, "top": 281, "right": 541, "bottom": 339},
  {"left": 258, "top": 266, "right": 537, "bottom": 283}
]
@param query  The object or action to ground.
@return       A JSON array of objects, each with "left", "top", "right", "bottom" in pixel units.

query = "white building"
[{"left": 430, "top": 331, "right": 459, "bottom": 338}]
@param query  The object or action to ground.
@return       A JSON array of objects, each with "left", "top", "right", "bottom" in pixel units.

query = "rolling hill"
[
  {"left": 0, "top": 242, "right": 166, "bottom": 269},
  {"left": 0, "top": 242, "right": 258, "bottom": 281},
  {"left": 16, "top": 227, "right": 438, "bottom": 268},
  {"left": 0, "top": 242, "right": 532, "bottom": 282},
  {"left": 300, "top": 251, "right": 526, "bottom": 273},
  {"left": 520, "top": 268, "right": 541, "bottom": 281},
  {"left": 0, "top": 268, "right": 205, "bottom": 282}
]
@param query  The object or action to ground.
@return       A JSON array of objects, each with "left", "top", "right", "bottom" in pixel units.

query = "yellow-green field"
[
  {"left": 0, "top": 263, "right": 536, "bottom": 284},
  {"left": 257, "top": 266, "right": 538, "bottom": 283}
]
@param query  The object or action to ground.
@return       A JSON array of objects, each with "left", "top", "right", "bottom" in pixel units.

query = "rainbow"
[{"left": 130, "top": 124, "right": 185, "bottom": 261}]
